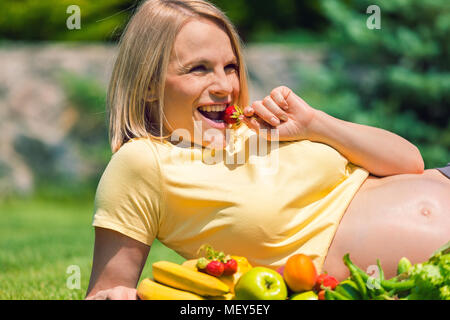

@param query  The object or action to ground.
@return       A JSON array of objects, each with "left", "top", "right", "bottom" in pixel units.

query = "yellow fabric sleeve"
[{"left": 92, "top": 139, "right": 164, "bottom": 246}]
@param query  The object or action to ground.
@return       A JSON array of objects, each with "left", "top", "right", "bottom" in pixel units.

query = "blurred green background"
[{"left": 0, "top": 0, "right": 448, "bottom": 299}]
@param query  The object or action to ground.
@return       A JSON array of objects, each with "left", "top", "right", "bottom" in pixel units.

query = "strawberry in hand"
[{"left": 223, "top": 105, "right": 244, "bottom": 125}]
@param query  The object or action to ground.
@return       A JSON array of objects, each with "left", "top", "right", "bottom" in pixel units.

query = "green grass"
[{"left": 0, "top": 197, "right": 185, "bottom": 300}]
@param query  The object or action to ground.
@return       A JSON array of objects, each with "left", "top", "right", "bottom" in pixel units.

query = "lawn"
[{"left": 0, "top": 197, "right": 185, "bottom": 300}]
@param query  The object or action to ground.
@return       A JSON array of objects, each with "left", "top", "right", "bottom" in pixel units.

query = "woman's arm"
[
  {"left": 307, "top": 109, "right": 425, "bottom": 177},
  {"left": 85, "top": 227, "right": 150, "bottom": 299},
  {"left": 244, "top": 86, "right": 424, "bottom": 177}
]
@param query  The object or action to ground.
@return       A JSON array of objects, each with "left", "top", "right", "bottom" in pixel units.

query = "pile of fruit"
[
  {"left": 235, "top": 253, "right": 321, "bottom": 300},
  {"left": 137, "top": 245, "right": 252, "bottom": 300},
  {"left": 137, "top": 242, "right": 449, "bottom": 300}
]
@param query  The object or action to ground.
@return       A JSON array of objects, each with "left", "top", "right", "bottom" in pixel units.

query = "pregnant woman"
[{"left": 86, "top": 0, "right": 450, "bottom": 299}]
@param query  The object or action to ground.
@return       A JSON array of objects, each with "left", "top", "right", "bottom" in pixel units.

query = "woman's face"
[{"left": 163, "top": 18, "right": 240, "bottom": 149}]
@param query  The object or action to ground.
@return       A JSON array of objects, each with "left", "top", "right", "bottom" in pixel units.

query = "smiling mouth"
[{"left": 197, "top": 104, "right": 229, "bottom": 123}]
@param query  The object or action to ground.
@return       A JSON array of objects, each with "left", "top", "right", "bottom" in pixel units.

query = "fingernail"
[
  {"left": 280, "top": 114, "right": 288, "bottom": 121},
  {"left": 271, "top": 117, "right": 280, "bottom": 126}
]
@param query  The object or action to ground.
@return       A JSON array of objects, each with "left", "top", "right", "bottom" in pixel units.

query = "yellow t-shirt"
[{"left": 92, "top": 124, "right": 369, "bottom": 273}]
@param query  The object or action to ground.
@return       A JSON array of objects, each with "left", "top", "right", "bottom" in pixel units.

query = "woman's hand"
[
  {"left": 85, "top": 286, "right": 138, "bottom": 300},
  {"left": 241, "top": 86, "right": 317, "bottom": 141}
]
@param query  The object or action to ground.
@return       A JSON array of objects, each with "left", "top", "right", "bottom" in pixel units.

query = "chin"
[{"left": 191, "top": 114, "right": 228, "bottom": 149}]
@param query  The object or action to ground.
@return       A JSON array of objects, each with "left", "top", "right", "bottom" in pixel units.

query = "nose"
[{"left": 209, "top": 69, "right": 233, "bottom": 97}]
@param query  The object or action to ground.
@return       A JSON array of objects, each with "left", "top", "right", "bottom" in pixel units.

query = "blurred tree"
[
  {"left": 0, "top": 0, "right": 326, "bottom": 42},
  {"left": 295, "top": 0, "right": 449, "bottom": 169},
  {"left": 211, "top": 0, "right": 326, "bottom": 41},
  {"left": 58, "top": 71, "right": 111, "bottom": 192},
  {"left": 0, "top": 0, "right": 137, "bottom": 41}
]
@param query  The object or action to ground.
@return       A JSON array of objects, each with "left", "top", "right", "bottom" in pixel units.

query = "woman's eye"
[
  {"left": 225, "top": 63, "right": 238, "bottom": 71},
  {"left": 188, "top": 63, "right": 237, "bottom": 74},
  {"left": 189, "top": 65, "right": 207, "bottom": 73}
]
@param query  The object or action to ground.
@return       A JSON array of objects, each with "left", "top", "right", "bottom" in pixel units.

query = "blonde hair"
[{"left": 107, "top": 0, "right": 250, "bottom": 153}]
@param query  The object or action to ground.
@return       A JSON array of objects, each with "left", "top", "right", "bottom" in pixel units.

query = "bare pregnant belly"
[{"left": 323, "top": 169, "right": 450, "bottom": 280}]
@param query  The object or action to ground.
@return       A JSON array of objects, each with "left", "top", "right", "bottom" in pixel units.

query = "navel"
[
  {"left": 420, "top": 208, "right": 432, "bottom": 217},
  {"left": 416, "top": 198, "right": 438, "bottom": 219}
]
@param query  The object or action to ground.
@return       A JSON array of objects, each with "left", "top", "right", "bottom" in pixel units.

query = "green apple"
[
  {"left": 290, "top": 291, "right": 318, "bottom": 300},
  {"left": 234, "top": 267, "right": 288, "bottom": 300}
]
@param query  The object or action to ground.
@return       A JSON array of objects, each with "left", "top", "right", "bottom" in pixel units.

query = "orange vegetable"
[{"left": 283, "top": 254, "right": 317, "bottom": 292}]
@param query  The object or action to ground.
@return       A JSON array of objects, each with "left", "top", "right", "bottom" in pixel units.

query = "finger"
[
  {"left": 251, "top": 100, "right": 280, "bottom": 127},
  {"left": 127, "top": 289, "right": 138, "bottom": 300},
  {"left": 270, "top": 89, "right": 289, "bottom": 110},
  {"left": 242, "top": 115, "right": 275, "bottom": 139},
  {"left": 281, "top": 88, "right": 311, "bottom": 113},
  {"left": 263, "top": 96, "right": 289, "bottom": 122},
  {"left": 88, "top": 290, "right": 108, "bottom": 300},
  {"left": 107, "top": 288, "right": 125, "bottom": 300},
  {"left": 271, "top": 86, "right": 292, "bottom": 101},
  {"left": 272, "top": 86, "right": 313, "bottom": 118},
  {"left": 241, "top": 114, "right": 260, "bottom": 132},
  {"left": 243, "top": 106, "right": 254, "bottom": 117},
  {"left": 118, "top": 287, "right": 135, "bottom": 300}
]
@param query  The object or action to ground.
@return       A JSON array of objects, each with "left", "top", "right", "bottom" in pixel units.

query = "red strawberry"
[
  {"left": 223, "top": 259, "right": 238, "bottom": 276},
  {"left": 315, "top": 273, "right": 339, "bottom": 291},
  {"left": 223, "top": 105, "right": 244, "bottom": 125},
  {"left": 206, "top": 260, "right": 225, "bottom": 277}
]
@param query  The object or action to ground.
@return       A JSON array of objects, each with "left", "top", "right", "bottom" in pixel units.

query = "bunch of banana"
[
  {"left": 137, "top": 261, "right": 231, "bottom": 300},
  {"left": 137, "top": 278, "right": 205, "bottom": 300}
]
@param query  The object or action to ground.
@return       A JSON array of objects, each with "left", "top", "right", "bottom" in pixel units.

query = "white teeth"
[{"left": 199, "top": 104, "right": 227, "bottom": 112}]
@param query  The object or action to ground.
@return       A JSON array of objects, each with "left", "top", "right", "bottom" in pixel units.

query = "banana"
[
  {"left": 181, "top": 259, "right": 198, "bottom": 271},
  {"left": 152, "top": 261, "right": 230, "bottom": 297},
  {"left": 137, "top": 278, "right": 205, "bottom": 300},
  {"left": 208, "top": 293, "right": 235, "bottom": 300}
]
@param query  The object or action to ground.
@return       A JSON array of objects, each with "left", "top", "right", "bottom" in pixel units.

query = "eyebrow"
[{"left": 177, "top": 57, "right": 238, "bottom": 73}]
